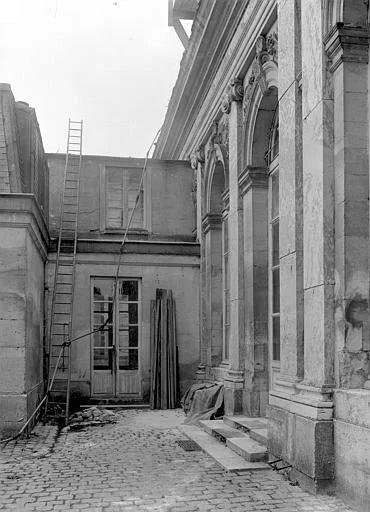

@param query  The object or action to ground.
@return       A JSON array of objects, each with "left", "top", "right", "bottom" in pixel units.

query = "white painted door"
[{"left": 91, "top": 278, "right": 141, "bottom": 397}]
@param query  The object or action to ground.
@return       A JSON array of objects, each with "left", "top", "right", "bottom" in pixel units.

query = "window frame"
[
  {"left": 221, "top": 190, "right": 230, "bottom": 363},
  {"left": 91, "top": 277, "right": 141, "bottom": 375},
  {"left": 101, "top": 164, "right": 147, "bottom": 233},
  {"left": 268, "top": 108, "right": 280, "bottom": 368}
]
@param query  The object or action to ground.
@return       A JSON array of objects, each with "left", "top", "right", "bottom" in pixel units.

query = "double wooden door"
[{"left": 91, "top": 278, "right": 141, "bottom": 397}]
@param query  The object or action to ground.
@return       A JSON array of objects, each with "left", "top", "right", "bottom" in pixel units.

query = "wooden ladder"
[{"left": 45, "top": 119, "right": 83, "bottom": 424}]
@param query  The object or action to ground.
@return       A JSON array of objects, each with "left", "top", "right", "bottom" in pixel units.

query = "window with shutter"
[{"left": 106, "top": 167, "right": 144, "bottom": 229}]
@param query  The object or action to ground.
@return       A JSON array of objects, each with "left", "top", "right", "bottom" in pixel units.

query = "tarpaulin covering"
[
  {"left": 181, "top": 382, "right": 224, "bottom": 425},
  {"left": 150, "top": 289, "right": 178, "bottom": 409}
]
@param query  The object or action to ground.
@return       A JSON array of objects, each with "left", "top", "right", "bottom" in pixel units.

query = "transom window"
[{"left": 106, "top": 167, "right": 144, "bottom": 229}]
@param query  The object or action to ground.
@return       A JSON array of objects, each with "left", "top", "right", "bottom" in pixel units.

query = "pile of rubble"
[{"left": 68, "top": 406, "right": 120, "bottom": 430}]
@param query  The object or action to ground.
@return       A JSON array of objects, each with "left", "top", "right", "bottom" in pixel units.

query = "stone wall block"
[
  {"left": 304, "top": 284, "right": 335, "bottom": 387},
  {"left": 301, "top": 0, "right": 332, "bottom": 118},
  {"left": 280, "top": 253, "right": 303, "bottom": 378},
  {"left": 267, "top": 404, "right": 293, "bottom": 461},
  {"left": 335, "top": 419, "right": 370, "bottom": 510},
  {"left": 335, "top": 389, "right": 370, "bottom": 428},
  {"left": 303, "top": 99, "right": 334, "bottom": 290},
  {"left": 294, "top": 415, "right": 334, "bottom": 480},
  {"left": 0, "top": 347, "right": 26, "bottom": 393}
]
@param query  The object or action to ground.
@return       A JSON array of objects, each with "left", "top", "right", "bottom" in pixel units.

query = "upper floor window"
[{"left": 106, "top": 167, "right": 144, "bottom": 229}]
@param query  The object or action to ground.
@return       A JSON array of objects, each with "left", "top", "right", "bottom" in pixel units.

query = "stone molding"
[
  {"left": 0, "top": 193, "right": 49, "bottom": 259},
  {"left": 221, "top": 77, "right": 244, "bottom": 115},
  {"left": 325, "top": 23, "right": 369, "bottom": 73},
  {"left": 202, "top": 213, "right": 222, "bottom": 234},
  {"left": 225, "top": 369, "right": 244, "bottom": 389},
  {"left": 238, "top": 166, "right": 268, "bottom": 196},
  {"left": 221, "top": 189, "right": 230, "bottom": 214}
]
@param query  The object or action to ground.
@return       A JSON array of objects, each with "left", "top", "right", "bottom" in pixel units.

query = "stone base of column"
[
  {"left": 242, "top": 389, "right": 269, "bottom": 417},
  {"left": 267, "top": 387, "right": 335, "bottom": 493},
  {"left": 195, "top": 365, "right": 207, "bottom": 381},
  {"left": 224, "top": 370, "right": 244, "bottom": 415}
]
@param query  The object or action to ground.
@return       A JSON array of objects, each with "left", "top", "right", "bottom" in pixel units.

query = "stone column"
[
  {"left": 325, "top": 25, "right": 370, "bottom": 388},
  {"left": 202, "top": 214, "right": 223, "bottom": 370},
  {"left": 300, "top": 0, "right": 335, "bottom": 403},
  {"left": 267, "top": 1, "right": 335, "bottom": 492},
  {"left": 274, "top": 0, "right": 304, "bottom": 396},
  {"left": 191, "top": 149, "right": 207, "bottom": 380},
  {"left": 221, "top": 78, "right": 245, "bottom": 414},
  {"left": 239, "top": 166, "right": 269, "bottom": 416}
]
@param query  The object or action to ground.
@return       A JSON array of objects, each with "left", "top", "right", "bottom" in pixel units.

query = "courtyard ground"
[{"left": 0, "top": 409, "right": 356, "bottom": 512}]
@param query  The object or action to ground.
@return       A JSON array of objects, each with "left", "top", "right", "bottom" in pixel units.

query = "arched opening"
[
  {"left": 242, "top": 72, "right": 279, "bottom": 410},
  {"left": 205, "top": 157, "right": 229, "bottom": 367},
  {"left": 209, "top": 162, "right": 225, "bottom": 213},
  {"left": 251, "top": 87, "right": 278, "bottom": 167}
]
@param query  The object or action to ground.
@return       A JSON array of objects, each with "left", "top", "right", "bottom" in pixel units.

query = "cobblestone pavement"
[{"left": 0, "top": 409, "right": 356, "bottom": 512}]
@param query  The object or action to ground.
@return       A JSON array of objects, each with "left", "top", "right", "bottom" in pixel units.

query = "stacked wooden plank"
[{"left": 150, "top": 289, "right": 178, "bottom": 409}]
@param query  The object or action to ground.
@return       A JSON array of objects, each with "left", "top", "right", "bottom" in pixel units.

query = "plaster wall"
[
  {"left": 46, "top": 251, "right": 200, "bottom": 401},
  {"left": 47, "top": 155, "right": 194, "bottom": 240}
]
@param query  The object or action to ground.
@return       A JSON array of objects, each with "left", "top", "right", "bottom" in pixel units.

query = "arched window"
[{"left": 268, "top": 108, "right": 280, "bottom": 362}]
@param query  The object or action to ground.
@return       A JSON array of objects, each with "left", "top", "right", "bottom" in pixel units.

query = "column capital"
[
  {"left": 202, "top": 213, "right": 222, "bottom": 234},
  {"left": 325, "top": 23, "right": 369, "bottom": 73},
  {"left": 190, "top": 146, "right": 205, "bottom": 169},
  {"left": 221, "top": 77, "right": 244, "bottom": 114},
  {"left": 238, "top": 166, "right": 268, "bottom": 196}
]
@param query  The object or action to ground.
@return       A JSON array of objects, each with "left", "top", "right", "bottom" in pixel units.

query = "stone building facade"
[
  {"left": 0, "top": 84, "right": 49, "bottom": 435},
  {"left": 46, "top": 154, "right": 199, "bottom": 403},
  {"left": 0, "top": 86, "right": 200, "bottom": 434},
  {"left": 154, "top": 1, "right": 370, "bottom": 509}
]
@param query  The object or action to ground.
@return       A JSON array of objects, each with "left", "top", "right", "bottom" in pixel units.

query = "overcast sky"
[{"left": 0, "top": 0, "right": 185, "bottom": 157}]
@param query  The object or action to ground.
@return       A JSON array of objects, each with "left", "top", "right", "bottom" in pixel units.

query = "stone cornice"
[
  {"left": 325, "top": 23, "right": 369, "bottom": 73},
  {"left": 238, "top": 166, "right": 268, "bottom": 196},
  {"left": 153, "top": 0, "right": 251, "bottom": 159},
  {"left": 0, "top": 193, "right": 50, "bottom": 260},
  {"left": 48, "top": 238, "right": 200, "bottom": 257},
  {"left": 202, "top": 213, "right": 222, "bottom": 234},
  {"left": 175, "top": 0, "right": 276, "bottom": 160}
]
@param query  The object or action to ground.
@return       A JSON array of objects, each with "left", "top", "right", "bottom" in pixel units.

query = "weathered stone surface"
[{"left": 335, "top": 418, "right": 370, "bottom": 511}]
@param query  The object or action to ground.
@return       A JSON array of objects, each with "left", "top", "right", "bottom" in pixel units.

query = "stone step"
[
  {"left": 223, "top": 416, "right": 268, "bottom": 446},
  {"left": 226, "top": 437, "right": 267, "bottom": 462},
  {"left": 180, "top": 424, "right": 270, "bottom": 472},
  {"left": 198, "top": 419, "right": 268, "bottom": 465}
]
